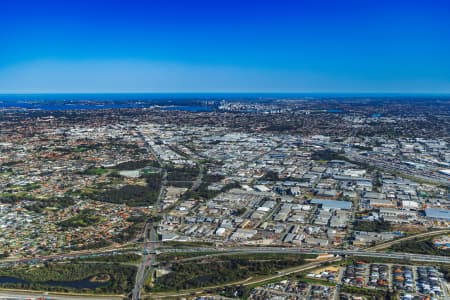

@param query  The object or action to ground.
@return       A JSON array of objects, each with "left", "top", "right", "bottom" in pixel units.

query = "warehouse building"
[
  {"left": 425, "top": 208, "right": 450, "bottom": 221},
  {"left": 310, "top": 199, "right": 352, "bottom": 210}
]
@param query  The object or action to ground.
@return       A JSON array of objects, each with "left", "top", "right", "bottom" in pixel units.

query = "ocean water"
[
  {"left": 0, "top": 93, "right": 448, "bottom": 111},
  {"left": 0, "top": 93, "right": 218, "bottom": 111}
]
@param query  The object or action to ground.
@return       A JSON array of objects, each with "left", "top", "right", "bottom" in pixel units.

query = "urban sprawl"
[{"left": 0, "top": 97, "right": 449, "bottom": 300}]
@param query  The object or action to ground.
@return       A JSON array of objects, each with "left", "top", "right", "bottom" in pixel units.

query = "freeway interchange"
[
  {"left": 2, "top": 243, "right": 450, "bottom": 299},
  {"left": 4, "top": 239, "right": 450, "bottom": 269},
  {"left": 1, "top": 136, "right": 449, "bottom": 299},
  {"left": 2, "top": 230, "right": 450, "bottom": 300},
  {"left": 4, "top": 228, "right": 450, "bottom": 266}
]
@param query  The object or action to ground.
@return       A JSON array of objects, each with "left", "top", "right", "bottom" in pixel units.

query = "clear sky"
[{"left": 1, "top": 0, "right": 450, "bottom": 93}]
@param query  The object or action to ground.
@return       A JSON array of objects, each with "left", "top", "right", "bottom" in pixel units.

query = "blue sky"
[{"left": 1, "top": 0, "right": 450, "bottom": 93}]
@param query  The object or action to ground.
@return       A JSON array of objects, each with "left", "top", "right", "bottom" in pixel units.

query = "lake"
[{"left": 0, "top": 276, "right": 106, "bottom": 289}]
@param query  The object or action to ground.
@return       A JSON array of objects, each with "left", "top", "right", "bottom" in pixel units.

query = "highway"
[
  {"left": 156, "top": 169, "right": 168, "bottom": 210},
  {"left": 170, "top": 143, "right": 204, "bottom": 192},
  {"left": 367, "top": 229, "right": 450, "bottom": 251},
  {"left": 344, "top": 150, "right": 450, "bottom": 187},
  {"left": 2, "top": 226, "right": 450, "bottom": 300},
  {"left": 3, "top": 243, "right": 450, "bottom": 299},
  {"left": 138, "top": 131, "right": 167, "bottom": 211},
  {"left": 131, "top": 223, "right": 150, "bottom": 300},
  {"left": 190, "top": 160, "right": 204, "bottom": 192},
  {"left": 0, "top": 247, "right": 139, "bottom": 268},
  {"left": 0, "top": 227, "right": 450, "bottom": 266},
  {"left": 333, "top": 267, "right": 344, "bottom": 300},
  {"left": 131, "top": 224, "right": 158, "bottom": 300},
  {"left": 0, "top": 291, "right": 123, "bottom": 300},
  {"left": 161, "top": 246, "right": 450, "bottom": 264},
  {"left": 184, "top": 142, "right": 206, "bottom": 193},
  {"left": 132, "top": 131, "right": 166, "bottom": 299},
  {"left": 147, "top": 257, "right": 342, "bottom": 299},
  {"left": 4, "top": 240, "right": 450, "bottom": 300}
]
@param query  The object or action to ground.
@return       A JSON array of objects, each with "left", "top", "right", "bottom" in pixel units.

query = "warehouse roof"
[
  {"left": 310, "top": 199, "right": 352, "bottom": 210},
  {"left": 425, "top": 208, "right": 450, "bottom": 220}
]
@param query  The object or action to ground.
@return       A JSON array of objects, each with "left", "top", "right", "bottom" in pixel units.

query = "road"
[
  {"left": 131, "top": 223, "right": 149, "bottom": 300},
  {"left": 344, "top": 150, "right": 450, "bottom": 187},
  {"left": 156, "top": 169, "right": 168, "bottom": 210},
  {"left": 161, "top": 246, "right": 450, "bottom": 264},
  {"left": 131, "top": 225, "right": 158, "bottom": 300},
  {"left": 4, "top": 240, "right": 450, "bottom": 299},
  {"left": 148, "top": 257, "right": 342, "bottom": 299},
  {"left": 190, "top": 161, "right": 204, "bottom": 191},
  {"left": 0, "top": 291, "right": 123, "bottom": 300},
  {"left": 131, "top": 131, "right": 167, "bottom": 299},
  {"left": 138, "top": 131, "right": 167, "bottom": 211},
  {"left": 366, "top": 229, "right": 450, "bottom": 251},
  {"left": 4, "top": 228, "right": 450, "bottom": 267},
  {"left": 333, "top": 267, "right": 344, "bottom": 300},
  {"left": 169, "top": 143, "right": 204, "bottom": 192},
  {"left": 0, "top": 247, "right": 139, "bottom": 268},
  {"left": 3, "top": 243, "right": 450, "bottom": 299},
  {"left": 2, "top": 194, "right": 450, "bottom": 300},
  {"left": 440, "top": 275, "right": 450, "bottom": 299}
]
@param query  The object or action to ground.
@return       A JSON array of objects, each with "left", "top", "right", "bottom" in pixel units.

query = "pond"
[{"left": 0, "top": 276, "right": 106, "bottom": 289}]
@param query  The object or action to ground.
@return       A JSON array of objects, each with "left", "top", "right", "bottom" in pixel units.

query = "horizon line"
[{"left": 1, "top": 91, "right": 450, "bottom": 96}]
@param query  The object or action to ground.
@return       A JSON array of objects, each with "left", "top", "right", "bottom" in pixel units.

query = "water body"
[
  {"left": 159, "top": 105, "right": 213, "bottom": 112},
  {"left": 2, "top": 103, "right": 149, "bottom": 110},
  {"left": 46, "top": 278, "right": 105, "bottom": 289},
  {"left": 0, "top": 276, "right": 105, "bottom": 289},
  {"left": 0, "top": 276, "right": 28, "bottom": 284},
  {"left": 0, "top": 93, "right": 217, "bottom": 111},
  {"left": 1, "top": 92, "right": 447, "bottom": 111}
]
